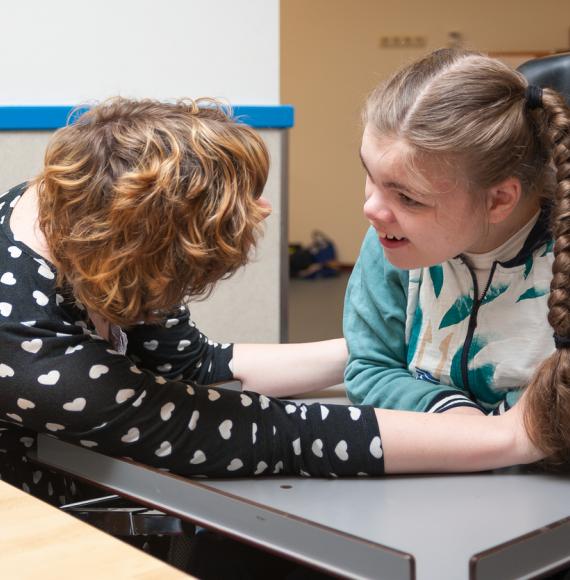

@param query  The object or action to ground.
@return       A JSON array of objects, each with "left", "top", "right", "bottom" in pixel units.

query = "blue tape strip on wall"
[{"left": 0, "top": 105, "right": 294, "bottom": 130}]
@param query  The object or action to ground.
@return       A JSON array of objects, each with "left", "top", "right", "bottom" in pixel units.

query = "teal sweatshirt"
[{"left": 343, "top": 209, "right": 554, "bottom": 414}]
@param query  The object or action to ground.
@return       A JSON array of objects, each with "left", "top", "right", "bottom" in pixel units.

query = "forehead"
[
  {"left": 360, "top": 127, "right": 412, "bottom": 176},
  {"left": 360, "top": 125, "right": 467, "bottom": 198}
]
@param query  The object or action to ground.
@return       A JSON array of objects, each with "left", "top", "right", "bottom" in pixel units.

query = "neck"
[
  {"left": 471, "top": 196, "right": 541, "bottom": 254},
  {"left": 9, "top": 184, "right": 52, "bottom": 261}
]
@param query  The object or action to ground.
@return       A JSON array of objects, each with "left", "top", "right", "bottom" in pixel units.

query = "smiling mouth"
[{"left": 378, "top": 231, "right": 407, "bottom": 241}]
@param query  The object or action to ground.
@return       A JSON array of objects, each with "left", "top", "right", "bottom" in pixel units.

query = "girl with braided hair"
[{"left": 345, "top": 48, "right": 570, "bottom": 466}]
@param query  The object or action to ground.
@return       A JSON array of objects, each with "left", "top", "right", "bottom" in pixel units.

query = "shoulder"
[{"left": 355, "top": 227, "right": 409, "bottom": 290}]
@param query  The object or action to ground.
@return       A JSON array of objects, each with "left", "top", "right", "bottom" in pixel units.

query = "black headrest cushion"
[{"left": 517, "top": 52, "right": 570, "bottom": 106}]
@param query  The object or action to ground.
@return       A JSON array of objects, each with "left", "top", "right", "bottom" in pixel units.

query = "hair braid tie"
[
  {"left": 553, "top": 333, "right": 570, "bottom": 349},
  {"left": 525, "top": 85, "right": 544, "bottom": 110}
]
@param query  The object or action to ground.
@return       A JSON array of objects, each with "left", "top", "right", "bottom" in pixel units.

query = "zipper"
[{"left": 459, "top": 258, "right": 498, "bottom": 391}]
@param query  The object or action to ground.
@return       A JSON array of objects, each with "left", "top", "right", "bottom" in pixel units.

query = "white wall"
[
  {"left": 0, "top": 0, "right": 287, "bottom": 343},
  {"left": 1, "top": 0, "right": 279, "bottom": 105}
]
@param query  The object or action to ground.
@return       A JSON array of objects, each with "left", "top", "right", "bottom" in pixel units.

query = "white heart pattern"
[
  {"left": 132, "top": 391, "right": 146, "bottom": 407},
  {"left": 129, "top": 365, "right": 142, "bottom": 374},
  {"left": 190, "top": 450, "right": 206, "bottom": 465},
  {"left": 1, "top": 272, "right": 16, "bottom": 285},
  {"left": 143, "top": 340, "right": 159, "bottom": 351},
  {"left": 320, "top": 405, "right": 329, "bottom": 420},
  {"left": 311, "top": 439, "right": 324, "bottom": 458},
  {"left": 252, "top": 423, "right": 257, "bottom": 444},
  {"left": 348, "top": 406, "right": 361, "bottom": 421},
  {"left": 121, "top": 427, "right": 140, "bottom": 443},
  {"left": 155, "top": 441, "right": 172, "bottom": 457},
  {"left": 259, "top": 395, "right": 270, "bottom": 410},
  {"left": 80, "top": 440, "right": 98, "bottom": 448},
  {"left": 116, "top": 389, "right": 135, "bottom": 404},
  {"left": 335, "top": 440, "right": 349, "bottom": 461},
  {"left": 20, "top": 437, "right": 34, "bottom": 448},
  {"left": 165, "top": 318, "right": 179, "bottom": 328},
  {"left": 33, "top": 471, "right": 42, "bottom": 484},
  {"left": 254, "top": 461, "right": 268, "bottom": 475},
  {"left": 0, "top": 363, "right": 15, "bottom": 378},
  {"left": 156, "top": 363, "right": 172, "bottom": 373},
  {"left": 240, "top": 393, "right": 253, "bottom": 407},
  {"left": 285, "top": 404, "right": 297, "bottom": 414},
  {"left": 46, "top": 423, "right": 65, "bottom": 432},
  {"left": 21, "top": 339, "right": 42, "bottom": 354},
  {"left": 160, "top": 402, "right": 175, "bottom": 421},
  {"left": 89, "top": 364, "right": 109, "bottom": 379},
  {"left": 0, "top": 302, "right": 12, "bottom": 317},
  {"left": 32, "top": 290, "right": 49, "bottom": 306},
  {"left": 63, "top": 398, "right": 86, "bottom": 412},
  {"left": 208, "top": 389, "right": 221, "bottom": 401},
  {"left": 65, "top": 344, "right": 83, "bottom": 355},
  {"left": 38, "top": 264, "right": 55, "bottom": 280},
  {"left": 227, "top": 458, "right": 243, "bottom": 472},
  {"left": 38, "top": 370, "right": 60, "bottom": 385},
  {"left": 186, "top": 385, "right": 195, "bottom": 396},
  {"left": 273, "top": 461, "right": 284, "bottom": 474},
  {"left": 177, "top": 339, "right": 191, "bottom": 351},
  {"left": 6, "top": 413, "right": 22, "bottom": 422},
  {"left": 17, "top": 398, "right": 35, "bottom": 410},
  {"left": 300, "top": 405, "right": 307, "bottom": 420},
  {"left": 218, "top": 419, "right": 233, "bottom": 440},
  {"left": 8, "top": 246, "right": 22, "bottom": 258},
  {"left": 292, "top": 437, "right": 301, "bottom": 456},
  {"left": 369, "top": 436, "right": 383, "bottom": 459},
  {"left": 188, "top": 410, "right": 199, "bottom": 431}
]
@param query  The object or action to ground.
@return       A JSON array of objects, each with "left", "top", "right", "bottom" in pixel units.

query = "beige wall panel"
[
  {"left": 282, "top": 0, "right": 570, "bottom": 262},
  {"left": 190, "top": 129, "right": 287, "bottom": 343}
]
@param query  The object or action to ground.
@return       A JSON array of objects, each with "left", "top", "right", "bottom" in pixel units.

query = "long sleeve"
[
  {"left": 125, "top": 304, "right": 234, "bottom": 385},
  {"left": 343, "top": 228, "right": 481, "bottom": 413},
  {"left": 0, "top": 320, "right": 384, "bottom": 479},
  {"left": 0, "top": 182, "right": 384, "bottom": 504}
]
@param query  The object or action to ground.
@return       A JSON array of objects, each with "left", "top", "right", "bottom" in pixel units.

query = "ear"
[{"left": 485, "top": 177, "right": 523, "bottom": 224}]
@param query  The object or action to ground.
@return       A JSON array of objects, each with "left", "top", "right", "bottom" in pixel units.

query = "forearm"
[
  {"left": 232, "top": 338, "right": 348, "bottom": 397},
  {"left": 442, "top": 406, "right": 485, "bottom": 415},
  {"left": 376, "top": 406, "right": 543, "bottom": 474}
]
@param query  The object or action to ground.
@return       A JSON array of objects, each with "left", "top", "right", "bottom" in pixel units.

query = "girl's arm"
[
  {"left": 232, "top": 338, "right": 347, "bottom": 396},
  {"left": 378, "top": 396, "right": 544, "bottom": 473}
]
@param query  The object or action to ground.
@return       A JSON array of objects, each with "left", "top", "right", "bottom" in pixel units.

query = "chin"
[{"left": 383, "top": 252, "right": 441, "bottom": 271}]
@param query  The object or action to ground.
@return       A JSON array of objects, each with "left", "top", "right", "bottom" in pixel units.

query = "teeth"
[{"left": 380, "top": 231, "right": 405, "bottom": 241}]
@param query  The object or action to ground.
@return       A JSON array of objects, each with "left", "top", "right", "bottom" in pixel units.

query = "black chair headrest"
[{"left": 517, "top": 52, "right": 570, "bottom": 106}]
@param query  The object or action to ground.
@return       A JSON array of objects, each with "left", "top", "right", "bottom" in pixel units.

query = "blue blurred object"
[{"left": 289, "top": 231, "right": 340, "bottom": 279}]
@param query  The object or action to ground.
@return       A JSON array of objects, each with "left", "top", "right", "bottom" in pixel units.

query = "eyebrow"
[{"left": 359, "top": 150, "right": 416, "bottom": 196}]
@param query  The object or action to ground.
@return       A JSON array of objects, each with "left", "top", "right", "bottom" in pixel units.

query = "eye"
[{"left": 397, "top": 192, "right": 424, "bottom": 207}]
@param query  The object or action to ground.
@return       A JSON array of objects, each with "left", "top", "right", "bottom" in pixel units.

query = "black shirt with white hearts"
[{"left": 0, "top": 183, "right": 384, "bottom": 505}]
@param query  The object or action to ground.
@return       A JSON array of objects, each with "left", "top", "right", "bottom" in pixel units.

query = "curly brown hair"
[{"left": 35, "top": 98, "right": 269, "bottom": 327}]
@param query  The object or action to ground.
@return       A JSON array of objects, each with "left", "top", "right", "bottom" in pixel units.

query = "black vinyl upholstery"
[{"left": 517, "top": 52, "right": 570, "bottom": 106}]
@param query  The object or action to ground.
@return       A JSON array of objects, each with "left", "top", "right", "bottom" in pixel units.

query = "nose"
[
  {"left": 257, "top": 195, "right": 272, "bottom": 219},
  {"left": 363, "top": 189, "right": 395, "bottom": 226}
]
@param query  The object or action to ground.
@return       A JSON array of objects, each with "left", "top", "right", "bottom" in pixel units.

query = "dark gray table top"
[{"left": 32, "top": 386, "right": 570, "bottom": 579}]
